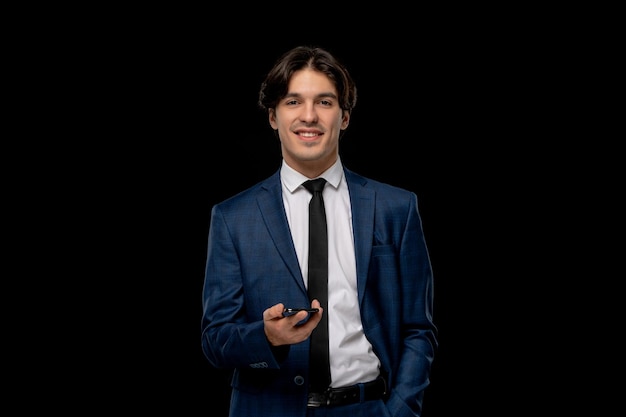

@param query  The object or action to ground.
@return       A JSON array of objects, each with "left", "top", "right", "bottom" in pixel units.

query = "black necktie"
[{"left": 302, "top": 178, "right": 330, "bottom": 392}]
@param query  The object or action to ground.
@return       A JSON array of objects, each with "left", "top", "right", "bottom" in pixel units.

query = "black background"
[{"left": 53, "top": 18, "right": 579, "bottom": 416}]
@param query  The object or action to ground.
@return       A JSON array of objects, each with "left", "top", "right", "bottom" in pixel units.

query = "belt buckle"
[{"left": 307, "top": 391, "right": 328, "bottom": 407}]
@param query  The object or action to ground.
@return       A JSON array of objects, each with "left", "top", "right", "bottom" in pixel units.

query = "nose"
[{"left": 299, "top": 102, "right": 318, "bottom": 123}]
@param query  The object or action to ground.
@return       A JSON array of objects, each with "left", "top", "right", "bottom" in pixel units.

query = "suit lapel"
[
  {"left": 345, "top": 169, "right": 375, "bottom": 305},
  {"left": 256, "top": 173, "right": 307, "bottom": 294}
]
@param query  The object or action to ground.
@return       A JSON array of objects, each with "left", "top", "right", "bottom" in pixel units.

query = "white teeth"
[{"left": 300, "top": 132, "right": 317, "bottom": 137}]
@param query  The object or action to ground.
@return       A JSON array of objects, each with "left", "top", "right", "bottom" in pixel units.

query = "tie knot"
[{"left": 303, "top": 178, "right": 327, "bottom": 194}]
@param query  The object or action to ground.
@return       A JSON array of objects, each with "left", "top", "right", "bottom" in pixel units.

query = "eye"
[
  {"left": 319, "top": 100, "right": 332, "bottom": 106},
  {"left": 285, "top": 99, "right": 298, "bottom": 105}
]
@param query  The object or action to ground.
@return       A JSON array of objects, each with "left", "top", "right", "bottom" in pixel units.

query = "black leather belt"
[{"left": 307, "top": 377, "right": 387, "bottom": 408}]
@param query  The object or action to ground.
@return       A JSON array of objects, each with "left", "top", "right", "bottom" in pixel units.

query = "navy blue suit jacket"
[{"left": 201, "top": 167, "right": 437, "bottom": 417}]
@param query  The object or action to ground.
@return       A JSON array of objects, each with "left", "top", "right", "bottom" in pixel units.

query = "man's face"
[{"left": 269, "top": 68, "right": 349, "bottom": 176}]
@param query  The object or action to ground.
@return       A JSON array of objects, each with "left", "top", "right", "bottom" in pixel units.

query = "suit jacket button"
[{"left": 294, "top": 375, "right": 305, "bottom": 386}]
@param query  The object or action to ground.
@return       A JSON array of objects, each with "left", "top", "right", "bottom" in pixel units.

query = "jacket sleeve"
[{"left": 200, "top": 203, "right": 284, "bottom": 370}]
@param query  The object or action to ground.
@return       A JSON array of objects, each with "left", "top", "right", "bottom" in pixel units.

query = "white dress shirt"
[{"left": 280, "top": 157, "right": 380, "bottom": 388}]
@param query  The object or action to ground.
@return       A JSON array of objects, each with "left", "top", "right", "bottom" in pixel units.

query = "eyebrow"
[{"left": 284, "top": 92, "right": 338, "bottom": 100}]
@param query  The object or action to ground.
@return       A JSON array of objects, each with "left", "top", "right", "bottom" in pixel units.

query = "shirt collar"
[{"left": 281, "top": 157, "right": 343, "bottom": 194}]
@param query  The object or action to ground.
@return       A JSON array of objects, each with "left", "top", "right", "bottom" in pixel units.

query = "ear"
[
  {"left": 269, "top": 109, "right": 278, "bottom": 130},
  {"left": 341, "top": 111, "right": 350, "bottom": 130}
]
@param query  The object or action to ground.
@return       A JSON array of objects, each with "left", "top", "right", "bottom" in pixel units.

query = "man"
[{"left": 201, "top": 45, "right": 437, "bottom": 417}]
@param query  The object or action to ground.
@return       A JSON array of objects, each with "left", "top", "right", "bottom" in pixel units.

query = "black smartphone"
[{"left": 282, "top": 308, "right": 319, "bottom": 317}]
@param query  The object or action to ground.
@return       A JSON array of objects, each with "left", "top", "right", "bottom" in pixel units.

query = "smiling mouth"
[{"left": 296, "top": 131, "right": 322, "bottom": 139}]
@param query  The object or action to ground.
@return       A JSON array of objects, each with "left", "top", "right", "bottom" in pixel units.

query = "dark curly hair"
[{"left": 258, "top": 46, "right": 357, "bottom": 114}]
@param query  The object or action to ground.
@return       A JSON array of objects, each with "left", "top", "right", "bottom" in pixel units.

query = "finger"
[
  {"left": 310, "top": 299, "right": 323, "bottom": 312},
  {"left": 264, "top": 302, "right": 285, "bottom": 321}
]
